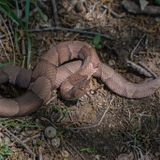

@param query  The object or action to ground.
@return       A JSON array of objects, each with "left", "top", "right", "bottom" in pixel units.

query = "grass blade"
[
  {"left": 0, "top": 2, "right": 21, "bottom": 26},
  {"left": 25, "top": 0, "right": 30, "bottom": 30},
  {"left": 26, "top": 36, "right": 32, "bottom": 68}
]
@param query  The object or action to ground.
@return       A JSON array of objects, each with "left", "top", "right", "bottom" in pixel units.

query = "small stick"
[
  {"left": 1, "top": 17, "right": 15, "bottom": 54},
  {"left": 38, "top": 147, "right": 43, "bottom": 160},
  {"left": 67, "top": 104, "right": 111, "bottom": 130},
  {"left": 138, "top": 62, "right": 157, "bottom": 78},
  {"left": 65, "top": 141, "right": 86, "bottom": 160},
  {"left": 40, "top": 117, "right": 57, "bottom": 129},
  {"left": 102, "top": 5, "right": 125, "bottom": 18},
  {"left": 28, "top": 26, "right": 112, "bottom": 40},
  {"left": 15, "top": 0, "right": 20, "bottom": 18},
  {"left": 0, "top": 124, "right": 36, "bottom": 158},
  {"left": 23, "top": 133, "right": 41, "bottom": 143},
  {"left": 130, "top": 34, "right": 146, "bottom": 60},
  {"left": 0, "top": 35, "right": 5, "bottom": 39},
  {"left": 126, "top": 60, "right": 156, "bottom": 78},
  {"left": 0, "top": 39, "right": 10, "bottom": 61},
  {"left": 51, "top": 0, "right": 59, "bottom": 26}
]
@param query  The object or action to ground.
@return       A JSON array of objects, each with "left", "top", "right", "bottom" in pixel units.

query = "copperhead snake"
[{"left": 0, "top": 41, "right": 160, "bottom": 117}]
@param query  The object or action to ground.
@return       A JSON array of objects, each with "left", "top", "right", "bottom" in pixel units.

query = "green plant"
[
  {"left": 52, "top": 106, "right": 71, "bottom": 122},
  {"left": 0, "top": 144, "right": 12, "bottom": 160},
  {"left": 80, "top": 147, "right": 96, "bottom": 153},
  {"left": 92, "top": 34, "right": 102, "bottom": 49},
  {"left": 0, "top": 0, "right": 32, "bottom": 68},
  {"left": 0, "top": 0, "right": 21, "bottom": 26},
  {"left": 0, "top": 119, "right": 43, "bottom": 130},
  {"left": 24, "top": 0, "right": 32, "bottom": 68}
]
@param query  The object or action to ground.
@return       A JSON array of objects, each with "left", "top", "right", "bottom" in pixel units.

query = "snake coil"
[{"left": 0, "top": 41, "right": 160, "bottom": 117}]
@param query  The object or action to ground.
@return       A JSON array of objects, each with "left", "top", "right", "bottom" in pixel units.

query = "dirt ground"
[{"left": 0, "top": 0, "right": 160, "bottom": 160}]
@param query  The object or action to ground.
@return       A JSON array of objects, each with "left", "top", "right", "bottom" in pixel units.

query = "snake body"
[{"left": 0, "top": 41, "right": 160, "bottom": 117}]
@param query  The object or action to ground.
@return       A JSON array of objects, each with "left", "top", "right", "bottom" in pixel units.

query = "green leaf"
[
  {"left": 96, "top": 44, "right": 102, "bottom": 49},
  {"left": 93, "top": 34, "right": 101, "bottom": 46},
  {"left": 80, "top": 147, "right": 96, "bottom": 153},
  {"left": 0, "top": 144, "right": 12, "bottom": 159}
]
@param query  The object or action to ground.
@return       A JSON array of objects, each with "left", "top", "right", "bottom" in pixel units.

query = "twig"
[
  {"left": 2, "top": 17, "right": 15, "bottom": 54},
  {"left": 63, "top": 142, "right": 75, "bottom": 158},
  {"left": 40, "top": 116, "right": 57, "bottom": 129},
  {"left": 51, "top": 0, "right": 59, "bottom": 26},
  {"left": 38, "top": 147, "right": 43, "bottom": 160},
  {"left": 1, "top": 16, "right": 15, "bottom": 62},
  {"left": 0, "top": 39, "right": 10, "bottom": 61},
  {"left": 126, "top": 60, "right": 156, "bottom": 78},
  {"left": 138, "top": 62, "right": 157, "bottom": 78},
  {"left": 67, "top": 104, "right": 111, "bottom": 130},
  {"left": 65, "top": 141, "right": 85, "bottom": 160},
  {"left": 28, "top": 26, "right": 112, "bottom": 40},
  {"left": 130, "top": 34, "right": 146, "bottom": 60},
  {"left": 102, "top": 5, "right": 125, "bottom": 18},
  {"left": 21, "top": 37, "right": 26, "bottom": 68},
  {"left": 8, "top": 20, "right": 18, "bottom": 64},
  {"left": 0, "top": 35, "right": 5, "bottom": 39},
  {"left": 15, "top": 0, "right": 20, "bottom": 18},
  {"left": 23, "top": 133, "right": 41, "bottom": 143},
  {"left": 0, "top": 124, "right": 36, "bottom": 158},
  {"left": 38, "top": 0, "right": 49, "bottom": 11}
]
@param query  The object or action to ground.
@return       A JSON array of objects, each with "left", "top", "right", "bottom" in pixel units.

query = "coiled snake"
[{"left": 0, "top": 41, "right": 160, "bottom": 117}]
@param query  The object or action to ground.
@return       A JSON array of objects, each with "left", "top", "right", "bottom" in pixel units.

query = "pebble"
[
  {"left": 44, "top": 126, "right": 57, "bottom": 139},
  {"left": 108, "top": 59, "right": 115, "bottom": 66},
  {"left": 51, "top": 137, "right": 61, "bottom": 148},
  {"left": 95, "top": 155, "right": 100, "bottom": 160},
  {"left": 90, "top": 90, "right": 95, "bottom": 95},
  {"left": 61, "top": 150, "right": 69, "bottom": 158},
  {"left": 98, "top": 102, "right": 102, "bottom": 106}
]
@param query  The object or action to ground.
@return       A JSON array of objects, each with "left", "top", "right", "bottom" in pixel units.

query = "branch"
[{"left": 28, "top": 26, "right": 113, "bottom": 40}]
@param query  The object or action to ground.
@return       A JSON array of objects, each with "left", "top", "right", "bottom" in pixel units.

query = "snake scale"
[{"left": 0, "top": 41, "right": 160, "bottom": 117}]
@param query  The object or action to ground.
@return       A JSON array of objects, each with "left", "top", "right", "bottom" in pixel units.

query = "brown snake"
[{"left": 0, "top": 41, "right": 160, "bottom": 117}]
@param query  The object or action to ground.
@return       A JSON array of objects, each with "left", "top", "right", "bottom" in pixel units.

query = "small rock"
[
  {"left": 98, "top": 102, "right": 102, "bottom": 106},
  {"left": 90, "top": 90, "right": 95, "bottom": 95},
  {"left": 95, "top": 155, "right": 100, "bottom": 160},
  {"left": 61, "top": 150, "right": 69, "bottom": 158},
  {"left": 51, "top": 137, "right": 60, "bottom": 148},
  {"left": 44, "top": 126, "right": 57, "bottom": 139},
  {"left": 108, "top": 59, "right": 115, "bottom": 66}
]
